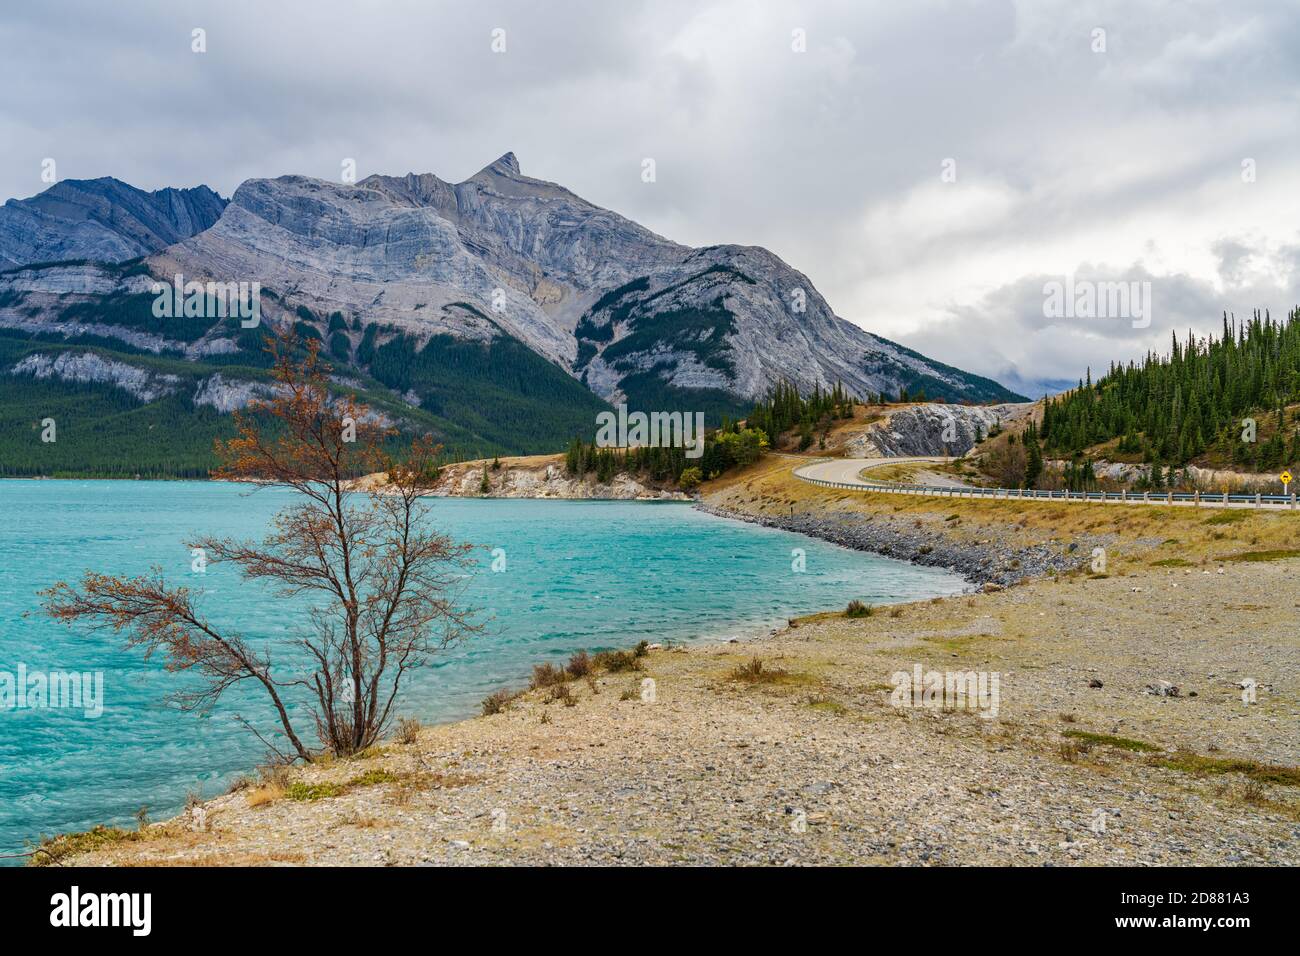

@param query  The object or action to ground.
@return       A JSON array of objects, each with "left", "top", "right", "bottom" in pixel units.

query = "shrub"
[
  {"left": 566, "top": 650, "right": 592, "bottom": 678},
  {"left": 286, "top": 781, "right": 346, "bottom": 801},
  {"left": 258, "top": 764, "right": 291, "bottom": 789},
  {"left": 593, "top": 649, "right": 641, "bottom": 672},
  {"left": 530, "top": 662, "right": 568, "bottom": 688},
  {"left": 481, "top": 689, "right": 515, "bottom": 716},
  {"left": 845, "top": 599, "right": 873, "bottom": 618},
  {"left": 395, "top": 717, "right": 422, "bottom": 745}
]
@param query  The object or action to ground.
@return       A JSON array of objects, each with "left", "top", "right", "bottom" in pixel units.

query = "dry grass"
[
  {"left": 1242, "top": 780, "right": 1268, "bottom": 805},
  {"left": 133, "top": 850, "right": 310, "bottom": 867},
  {"left": 225, "top": 774, "right": 255, "bottom": 794},
  {"left": 1062, "top": 729, "right": 1159, "bottom": 752},
  {"left": 729, "top": 658, "right": 783, "bottom": 682},
  {"left": 1217, "top": 549, "right": 1300, "bottom": 563},
  {"left": 725, "top": 658, "right": 812, "bottom": 687},
  {"left": 1204, "top": 510, "right": 1251, "bottom": 526},
  {"left": 395, "top": 717, "right": 422, "bottom": 745},
  {"left": 1153, "top": 750, "right": 1300, "bottom": 786},
  {"left": 805, "top": 694, "right": 849, "bottom": 715},
  {"left": 245, "top": 784, "right": 284, "bottom": 808},
  {"left": 338, "top": 811, "right": 386, "bottom": 829},
  {"left": 29, "top": 825, "right": 151, "bottom": 867},
  {"left": 703, "top": 457, "right": 1300, "bottom": 575},
  {"left": 861, "top": 463, "right": 920, "bottom": 482}
]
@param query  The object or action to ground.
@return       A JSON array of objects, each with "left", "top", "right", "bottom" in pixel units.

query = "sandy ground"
[{"left": 43, "top": 458, "right": 1300, "bottom": 867}]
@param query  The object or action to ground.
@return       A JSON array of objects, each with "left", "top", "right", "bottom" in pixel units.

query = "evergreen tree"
[
  {"left": 1041, "top": 308, "right": 1300, "bottom": 471},
  {"left": 1023, "top": 421, "right": 1043, "bottom": 488}
]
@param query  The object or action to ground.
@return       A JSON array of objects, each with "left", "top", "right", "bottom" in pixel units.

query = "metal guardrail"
[{"left": 794, "top": 471, "right": 1298, "bottom": 510}]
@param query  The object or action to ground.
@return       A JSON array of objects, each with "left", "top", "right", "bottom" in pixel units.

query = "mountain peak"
[{"left": 472, "top": 152, "right": 520, "bottom": 180}]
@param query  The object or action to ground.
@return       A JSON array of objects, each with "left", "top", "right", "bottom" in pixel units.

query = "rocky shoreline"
[{"left": 696, "top": 501, "right": 1099, "bottom": 586}]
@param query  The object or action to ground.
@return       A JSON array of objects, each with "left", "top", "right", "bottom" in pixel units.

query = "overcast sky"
[{"left": 3, "top": 0, "right": 1297, "bottom": 395}]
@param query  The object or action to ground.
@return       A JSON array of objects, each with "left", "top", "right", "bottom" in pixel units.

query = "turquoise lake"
[{"left": 0, "top": 480, "right": 968, "bottom": 859}]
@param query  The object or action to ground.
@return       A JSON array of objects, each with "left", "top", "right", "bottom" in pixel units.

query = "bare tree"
[{"left": 42, "top": 333, "right": 478, "bottom": 760}]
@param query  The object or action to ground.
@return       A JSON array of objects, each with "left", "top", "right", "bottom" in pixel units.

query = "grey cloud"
[
  {"left": 2, "top": 0, "right": 1297, "bottom": 394},
  {"left": 906, "top": 245, "right": 1300, "bottom": 396}
]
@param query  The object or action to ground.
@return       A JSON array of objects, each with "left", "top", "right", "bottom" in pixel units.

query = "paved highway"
[{"left": 791, "top": 457, "right": 1296, "bottom": 510}]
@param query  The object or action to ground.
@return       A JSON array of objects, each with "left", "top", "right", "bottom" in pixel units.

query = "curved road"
[
  {"left": 791, "top": 456, "right": 1296, "bottom": 510},
  {"left": 795, "top": 456, "right": 949, "bottom": 486}
]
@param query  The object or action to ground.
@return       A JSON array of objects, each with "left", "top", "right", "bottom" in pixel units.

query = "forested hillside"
[
  {"left": 1041, "top": 308, "right": 1300, "bottom": 473},
  {"left": 746, "top": 380, "right": 855, "bottom": 451},
  {"left": 0, "top": 318, "right": 612, "bottom": 477}
]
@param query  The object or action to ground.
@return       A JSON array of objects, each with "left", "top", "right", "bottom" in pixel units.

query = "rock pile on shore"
[{"left": 698, "top": 502, "right": 1100, "bottom": 585}]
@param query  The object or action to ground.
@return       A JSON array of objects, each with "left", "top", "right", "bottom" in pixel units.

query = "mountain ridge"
[
  {"left": 0, "top": 177, "right": 227, "bottom": 269},
  {"left": 150, "top": 153, "right": 1024, "bottom": 405},
  {"left": 0, "top": 155, "right": 1026, "bottom": 475}
]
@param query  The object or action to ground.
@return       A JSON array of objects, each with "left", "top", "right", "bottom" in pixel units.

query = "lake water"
[{"left": 0, "top": 480, "right": 967, "bottom": 859}]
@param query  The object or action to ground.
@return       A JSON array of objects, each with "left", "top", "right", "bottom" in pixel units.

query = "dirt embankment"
[{"left": 354, "top": 454, "right": 688, "bottom": 500}]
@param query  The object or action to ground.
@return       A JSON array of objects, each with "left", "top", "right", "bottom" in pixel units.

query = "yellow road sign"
[{"left": 1283, "top": 470, "right": 1293, "bottom": 486}]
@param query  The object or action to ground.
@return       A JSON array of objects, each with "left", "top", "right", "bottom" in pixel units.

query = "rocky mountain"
[
  {"left": 845, "top": 403, "right": 1031, "bottom": 458},
  {"left": 0, "top": 178, "right": 227, "bottom": 269},
  {"left": 0, "top": 154, "right": 1025, "bottom": 474},
  {"left": 147, "top": 152, "right": 1021, "bottom": 411}
]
